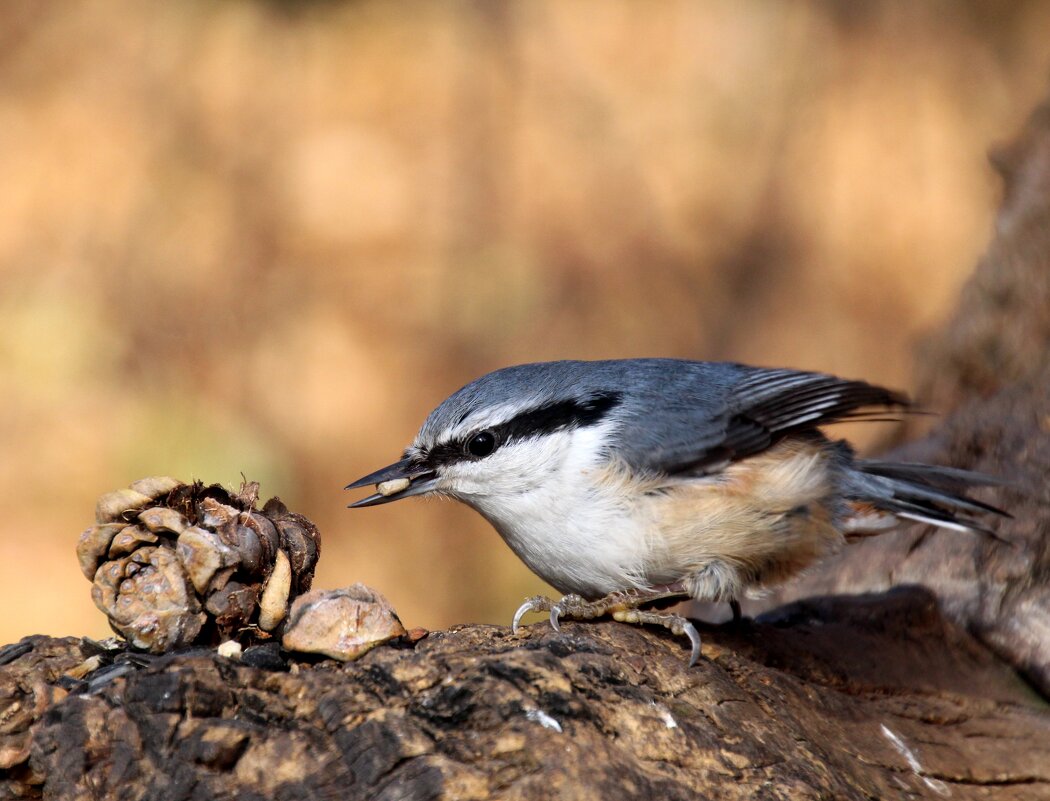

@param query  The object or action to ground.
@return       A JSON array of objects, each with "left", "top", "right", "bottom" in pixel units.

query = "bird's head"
[{"left": 346, "top": 363, "right": 624, "bottom": 509}]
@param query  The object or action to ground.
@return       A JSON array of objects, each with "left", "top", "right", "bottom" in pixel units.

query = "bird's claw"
[
  {"left": 512, "top": 595, "right": 553, "bottom": 634},
  {"left": 511, "top": 594, "right": 578, "bottom": 633},
  {"left": 549, "top": 604, "right": 562, "bottom": 632},
  {"left": 510, "top": 590, "right": 702, "bottom": 665},
  {"left": 679, "top": 618, "right": 702, "bottom": 667}
]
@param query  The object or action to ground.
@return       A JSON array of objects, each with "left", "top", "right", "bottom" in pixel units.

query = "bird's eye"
[{"left": 465, "top": 431, "right": 497, "bottom": 458}]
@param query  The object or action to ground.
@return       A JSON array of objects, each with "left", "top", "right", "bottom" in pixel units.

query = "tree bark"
[{"left": 4, "top": 97, "right": 1050, "bottom": 801}]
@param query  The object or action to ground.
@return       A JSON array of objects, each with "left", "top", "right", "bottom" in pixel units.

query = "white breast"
[
  {"left": 446, "top": 428, "right": 846, "bottom": 602},
  {"left": 449, "top": 422, "right": 655, "bottom": 597}
]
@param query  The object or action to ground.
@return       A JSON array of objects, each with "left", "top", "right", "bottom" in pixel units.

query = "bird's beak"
[{"left": 345, "top": 456, "right": 439, "bottom": 508}]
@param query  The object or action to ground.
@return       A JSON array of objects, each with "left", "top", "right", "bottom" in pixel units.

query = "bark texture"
[
  {"left": 3, "top": 596, "right": 1049, "bottom": 801},
  {"left": 4, "top": 97, "right": 1050, "bottom": 801}
]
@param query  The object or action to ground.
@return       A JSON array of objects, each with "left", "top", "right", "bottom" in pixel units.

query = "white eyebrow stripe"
[{"left": 440, "top": 402, "right": 531, "bottom": 444}]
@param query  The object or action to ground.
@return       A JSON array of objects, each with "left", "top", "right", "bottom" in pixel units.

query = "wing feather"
[{"left": 634, "top": 366, "right": 909, "bottom": 476}]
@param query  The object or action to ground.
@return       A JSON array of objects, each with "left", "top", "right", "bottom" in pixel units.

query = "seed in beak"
[{"left": 377, "top": 478, "right": 411, "bottom": 497}]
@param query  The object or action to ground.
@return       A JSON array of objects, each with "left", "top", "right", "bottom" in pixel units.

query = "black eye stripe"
[
  {"left": 490, "top": 391, "right": 622, "bottom": 443},
  {"left": 425, "top": 391, "right": 622, "bottom": 468}
]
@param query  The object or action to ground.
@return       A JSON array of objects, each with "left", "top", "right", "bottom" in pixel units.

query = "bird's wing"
[{"left": 620, "top": 366, "right": 909, "bottom": 476}]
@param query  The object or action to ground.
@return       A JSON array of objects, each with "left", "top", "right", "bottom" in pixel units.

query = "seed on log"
[
  {"left": 216, "top": 640, "right": 242, "bottom": 661},
  {"left": 281, "top": 585, "right": 407, "bottom": 661}
]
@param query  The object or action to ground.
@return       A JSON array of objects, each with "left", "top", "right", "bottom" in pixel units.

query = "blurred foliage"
[{"left": 1, "top": 0, "right": 1048, "bottom": 642}]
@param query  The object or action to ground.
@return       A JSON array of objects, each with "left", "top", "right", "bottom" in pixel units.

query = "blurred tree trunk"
[
  {"left": 762, "top": 95, "right": 1050, "bottom": 698},
  {"left": 4, "top": 96, "right": 1050, "bottom": 801}
]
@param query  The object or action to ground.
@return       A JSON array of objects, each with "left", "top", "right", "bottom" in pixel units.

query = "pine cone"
[{"left": 77, "top": 478, "right": 321, "bottom": 653}]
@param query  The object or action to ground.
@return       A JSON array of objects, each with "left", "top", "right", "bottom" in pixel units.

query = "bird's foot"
[{"left": 511, "top": 587, "right": 701, "bottom": 666}]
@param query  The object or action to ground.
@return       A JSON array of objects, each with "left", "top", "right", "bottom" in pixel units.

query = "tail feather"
[
  {"left": 858, "top": 460, "right": 1013, "bottom": 491},
  {"left": 843, "top": 460, "right": 1010, "bottom": 540}
]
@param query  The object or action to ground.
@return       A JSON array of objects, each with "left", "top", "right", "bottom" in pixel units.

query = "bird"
[{"left": 346, "top": 359, "right": 1006, "bottom": 665}]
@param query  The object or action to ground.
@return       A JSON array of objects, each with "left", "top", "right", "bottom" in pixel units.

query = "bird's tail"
[{"left": 841, "top": 460, "right": 1010, "bottom": 539}]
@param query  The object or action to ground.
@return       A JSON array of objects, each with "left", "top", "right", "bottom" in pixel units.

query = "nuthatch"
[{"left": 347, "top": 359, "right": 1005, "bottom": 664}]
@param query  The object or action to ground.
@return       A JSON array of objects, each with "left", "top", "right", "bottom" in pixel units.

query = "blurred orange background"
[{"left": 2, "top": 0, "right": 1048, "bottom": 645}]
